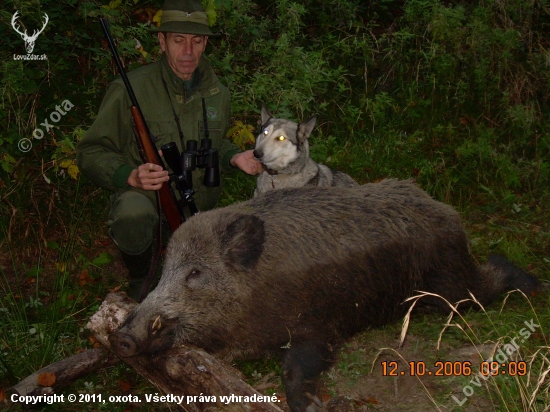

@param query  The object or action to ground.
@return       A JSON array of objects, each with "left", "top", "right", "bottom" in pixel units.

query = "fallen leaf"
[
  {"left": 118, "top": 380, "right": 131, "bottom": 392},
  {"left": 37, "top": 372, "right": 56, "bottom": 387},
  {"left": 78, "top": 270, "right": 93, "bottom": 287},
  {"left": 364, "top": 396, "right": 379, "bottom": 405},
  {"left": 320, "top": 393, "right": 331, "bottom": 403}
]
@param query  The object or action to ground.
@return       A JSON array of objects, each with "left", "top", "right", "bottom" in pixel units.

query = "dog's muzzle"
[{"left": 253, "top": 149, "right": 278, "bottom": 175}]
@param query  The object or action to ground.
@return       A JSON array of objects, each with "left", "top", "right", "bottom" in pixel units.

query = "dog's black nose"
[{"left": 253, "top": 149, "right": 262, "bottom": 159}]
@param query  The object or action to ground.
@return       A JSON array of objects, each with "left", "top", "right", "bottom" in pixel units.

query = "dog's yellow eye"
[{"left": 277, "top": 136, "right": 286, "bottom": 141}]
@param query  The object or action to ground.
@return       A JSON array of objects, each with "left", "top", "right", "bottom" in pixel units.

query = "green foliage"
[
  {"left": 226, "top": 120, "right": 256, "bottom": 149},
  {"left": 0, "top": 0, "right": 548, "bottom": 409}
]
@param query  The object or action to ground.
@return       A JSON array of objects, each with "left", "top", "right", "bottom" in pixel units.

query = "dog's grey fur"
[
  {"left": 110, "top": 180, "right": 538, "bottom": 412},
  {"left": 253, "top": 104, "right": 358, "bottom": 196}
]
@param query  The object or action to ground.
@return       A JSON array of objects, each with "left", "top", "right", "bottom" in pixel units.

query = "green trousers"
[{"left": 107, "top": 190, "right": 158, "bottom": 255}]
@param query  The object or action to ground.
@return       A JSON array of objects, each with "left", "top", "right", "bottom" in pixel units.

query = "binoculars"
[{"left": 161, "top": 138, "right": 220, "bottom": 189}]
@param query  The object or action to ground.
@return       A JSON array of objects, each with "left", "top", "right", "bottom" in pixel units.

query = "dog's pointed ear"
[
  {"left": 261, "top": 103, "right": 274, "bottom": 125},
  {"left": 297, "top": 116, "right": 317, "bottom": 144}
]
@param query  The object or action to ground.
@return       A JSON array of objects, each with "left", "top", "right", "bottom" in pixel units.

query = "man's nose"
[{"left": 184, "top": 40, "right": 193, "bottom": 55}]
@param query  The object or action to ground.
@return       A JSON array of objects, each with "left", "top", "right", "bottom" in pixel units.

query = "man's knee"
[{"left": 108, "top": 191, "right": 158, "bottom": 254}]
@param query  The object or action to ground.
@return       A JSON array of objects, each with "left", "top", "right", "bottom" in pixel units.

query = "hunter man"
[{"left": 77, "top": 0, "right": 262, "bottom": 298}]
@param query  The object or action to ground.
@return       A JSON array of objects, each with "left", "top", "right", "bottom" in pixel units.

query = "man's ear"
[{"left": 158, "top": 32, "right": 166, "bottom": 52}]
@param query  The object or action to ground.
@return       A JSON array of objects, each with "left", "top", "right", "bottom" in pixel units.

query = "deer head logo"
[{"left": 11, "top": 11, "right": 49, "bottom": 54}]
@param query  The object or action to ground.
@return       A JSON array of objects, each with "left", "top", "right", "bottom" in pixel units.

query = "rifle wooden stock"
[{"left": 131, "top": 107, "right": 182, "bottom": 233}]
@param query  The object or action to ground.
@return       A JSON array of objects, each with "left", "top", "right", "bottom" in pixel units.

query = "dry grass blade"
[
  {"left": 500, "top": 289, "right": 548, "bottom": 346},
  {"left": 400, "top": 290, "right": 477, "bottom": 348},
  {"left": 527, "top": 347, "right": 550, "bottom": 411}
]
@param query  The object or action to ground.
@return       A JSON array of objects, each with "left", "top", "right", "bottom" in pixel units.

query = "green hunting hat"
[{"left": 152, "top": 0, "right": 219, "bottom": 37}]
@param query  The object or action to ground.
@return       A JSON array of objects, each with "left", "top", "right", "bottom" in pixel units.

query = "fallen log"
[
  {"left": 10, "top": 292, "right": 284, "bottom": 412},
  {"left": 9, "top": 348, "right": 116, "bottom": 397},
  {"left": 88, "top": 292, "right": 284, "bottom": 412}
]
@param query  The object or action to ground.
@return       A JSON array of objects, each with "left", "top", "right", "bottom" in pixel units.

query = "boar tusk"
[{"left": 152, "top": 315, "right": 162, "bottom": 332}]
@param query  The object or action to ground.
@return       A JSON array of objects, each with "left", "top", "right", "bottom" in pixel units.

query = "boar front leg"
[{"left": 281, "top": 342, "right": 332, "bottom": 412}]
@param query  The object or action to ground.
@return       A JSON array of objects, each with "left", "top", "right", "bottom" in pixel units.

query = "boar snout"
[
  {"left": 109, "top": 331, "right": 140, "bottom": 357},
  {"left": 109, "top": 314, "right": 176, "bottom": 357}
]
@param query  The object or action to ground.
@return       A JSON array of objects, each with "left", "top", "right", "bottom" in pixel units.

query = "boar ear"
[
  {"left": 297, "top": 116, "right": 317, "bottom": 144},
  {"left": 261, "top": 103, "right": 274, "bottom": 126},
  {"left": 221, "top": 214, "right": 265, "bottom": 271}
]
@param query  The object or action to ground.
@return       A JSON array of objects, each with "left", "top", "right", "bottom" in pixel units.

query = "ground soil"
[
  {"left": 314, "top": 331, "right": 497, "bottom": 412},
  {"left": 240, "top": 324, "right": 501, "bottom": 412}
]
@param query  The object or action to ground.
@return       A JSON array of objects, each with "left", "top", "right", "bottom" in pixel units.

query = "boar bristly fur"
[{"left": 110, "top": 179, "right": 538, "bottom": 412}]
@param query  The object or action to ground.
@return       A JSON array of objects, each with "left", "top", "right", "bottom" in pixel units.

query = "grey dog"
[{"left": 253, "top": 104, "right": 358, "bottom": 196}]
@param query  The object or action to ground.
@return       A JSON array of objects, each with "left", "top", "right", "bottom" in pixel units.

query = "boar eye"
[{"left": 185, "top": 269, "right": 201, "bottom": 283}]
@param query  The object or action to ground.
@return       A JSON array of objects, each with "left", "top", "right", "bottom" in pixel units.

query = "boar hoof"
[
  {"left": 287, "top": 391, "right": 325, "bottom": 412},
  {"left": 305, "top": 394, "right": 325, "bottom": 412},
  {"left": 282, "top": 342, "right": 331, "bottom": 412},
  {"left": 109, "top": 332, "right": 139, "bottom": 357}
]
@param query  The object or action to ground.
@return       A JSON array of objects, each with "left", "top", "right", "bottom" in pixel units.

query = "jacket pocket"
[
  {"left": 198, "top": 120, "right": 223, "bottom": 146},
  {"left": 147, "top": 120, "right": 181, "bottom": 148}
]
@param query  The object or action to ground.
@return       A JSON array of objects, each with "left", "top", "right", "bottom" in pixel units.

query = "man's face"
[{"left": 158, "top": 32, "right": 208, "bottom": 81}]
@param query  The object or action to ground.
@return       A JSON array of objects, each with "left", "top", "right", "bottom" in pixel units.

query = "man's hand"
[
  {"left": 230, "top": 150, "right": 264, "bottom": 175},
  {"left": 127, "top": 163, "right": 170, "bottom": 190}
]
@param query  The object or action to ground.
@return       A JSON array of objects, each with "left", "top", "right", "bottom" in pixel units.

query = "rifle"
[{"left": 100, "top": 18, "right": 183, "bottom": 233}]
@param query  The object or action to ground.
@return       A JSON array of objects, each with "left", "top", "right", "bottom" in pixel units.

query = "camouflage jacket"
[{"left": 76, "top": 53, "right": 240, "bottom": 211}]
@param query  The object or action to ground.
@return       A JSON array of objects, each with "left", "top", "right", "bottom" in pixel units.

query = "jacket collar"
[{"left": 160, "top": 53, "right": 218, "bottom": 99}]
